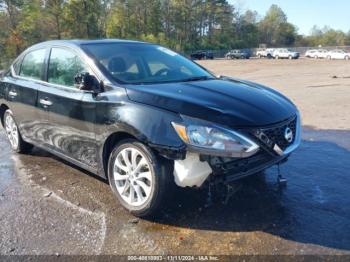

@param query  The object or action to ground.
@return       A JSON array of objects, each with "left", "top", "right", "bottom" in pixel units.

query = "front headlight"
[{"left": 172, "top": 120, "right": 259, "bottom": 158}]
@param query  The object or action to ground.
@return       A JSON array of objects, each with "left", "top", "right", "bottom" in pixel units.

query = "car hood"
[{"left": 125, "top": 78, "right": 297, "bottom": 128}]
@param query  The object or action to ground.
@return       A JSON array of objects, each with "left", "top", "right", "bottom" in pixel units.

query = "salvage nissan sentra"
[{"left": 0, "top": 40, "right": 301, "bottom": 217}]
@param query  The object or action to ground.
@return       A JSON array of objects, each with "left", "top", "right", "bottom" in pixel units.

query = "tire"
[
  {"left": 314, "top": 55, "right": 318, "bottom": 59},
  {"left": 3, "top": 109, "right": 32, "bottom": 153},
  {"left": 108, "top": 139, "right": 173, "bottom": 217},
  {"left": 275, "top": 55, "right": 279, "bottom": 60},
  {"left": 345, "top": 56, "right": 349, "bottom": 60},
  {"left": 327, "top": 55, "right": 331, "bottom": 60},
  {"left": 258, "top": 54, "right": 261, "bottom": 59},
  {"left": 288, "top": 55, "right": 293, "bottom": 60}
]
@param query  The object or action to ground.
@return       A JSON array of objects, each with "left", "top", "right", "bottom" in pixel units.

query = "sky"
[{"left": 229, "top": 0, "right": 349, "bottom": 35}]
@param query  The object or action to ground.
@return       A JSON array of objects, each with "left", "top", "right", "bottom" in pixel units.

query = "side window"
[
  {"left": 48, "top": 48, "right": 88, "bottom": 88},
  {"left": 19, "top": 49, "right": 46, "bottom": 80},
  {"left": 149, "top": 61, "right": 168, "bottom": 75},
  {"left": 126, "top": 63, "right": 139, "bottom": 74}
]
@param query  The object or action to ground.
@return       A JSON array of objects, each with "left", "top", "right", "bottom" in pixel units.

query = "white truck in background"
[{"left": 256, "top": 48, "right": 275, "bottom": 59}]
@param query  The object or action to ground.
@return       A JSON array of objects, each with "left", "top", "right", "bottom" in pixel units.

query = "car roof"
[{"left": 26, "top": 39, "right": 148, "bottom": 51}]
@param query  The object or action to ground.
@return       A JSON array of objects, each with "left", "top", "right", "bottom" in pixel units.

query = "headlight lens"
[{"left": 172, "top": 122, "right": 259, "bottom": 158}]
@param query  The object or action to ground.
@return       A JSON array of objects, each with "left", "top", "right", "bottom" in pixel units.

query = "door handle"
[
  {"left": 39, "top": 98, "right": 53, "bottom": 107},
  {"left": 9, "top": 91, "right": 17, "bottom": 97}
]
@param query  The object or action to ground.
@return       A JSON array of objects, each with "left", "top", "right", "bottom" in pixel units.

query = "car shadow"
[{"left": 150, "top": 128, "right": 350, "bottom": 251}]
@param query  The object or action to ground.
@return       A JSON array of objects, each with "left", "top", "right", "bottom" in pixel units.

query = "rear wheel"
[
  {"left": 288, "top": 55, "right": 293, "bottom": 60},
  {"left": 275, "top": 55, "right": 279, "bottom": 60},
  {"left": 345, "top": 56, "right": 349, "bottom": 60},
  {"left": 108, "top": 139, "right": 173, "bottom": 217},
  {"left": 3, "top": 110, "right": 32, "bottom": 153},
  {"left": 327, "top": 55, "right": 331, "bottom": 60}
]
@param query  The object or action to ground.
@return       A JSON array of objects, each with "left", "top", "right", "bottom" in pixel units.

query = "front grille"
[{"left": 252, "top": 116, "right": 297, "bottom": 151}]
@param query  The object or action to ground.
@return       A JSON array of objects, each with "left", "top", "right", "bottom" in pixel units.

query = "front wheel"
[
  {"left": 4, "top": 109, "right": 32, "bottom": 153},
  {"left": 108, "top": 139, "right": 173, "bottom": 217},
  {"left": 345, "top": 56, "right": 349, "bottom": 60}
]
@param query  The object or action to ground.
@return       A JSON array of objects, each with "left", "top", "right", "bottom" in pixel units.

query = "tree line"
[{"left": 1, "top": 0, "right": 350, "bottom": 68}]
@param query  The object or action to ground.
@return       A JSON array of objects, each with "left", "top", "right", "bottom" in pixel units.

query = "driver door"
[{"left": 38, "top": 47, "right": 99, "bottom": 169}]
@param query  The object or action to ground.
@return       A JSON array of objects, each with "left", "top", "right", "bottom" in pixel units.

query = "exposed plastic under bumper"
[{"left": 173, "top": 152, "right": 212, "bottom": 187}]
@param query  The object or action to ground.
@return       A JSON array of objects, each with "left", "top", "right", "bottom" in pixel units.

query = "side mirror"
[{"left": 74, "top": 72, "right": 102, "bottom": 93}]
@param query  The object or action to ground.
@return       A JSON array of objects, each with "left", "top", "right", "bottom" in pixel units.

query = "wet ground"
[{"left": 1, "top": 127, "right": 350, "bottom": 255}]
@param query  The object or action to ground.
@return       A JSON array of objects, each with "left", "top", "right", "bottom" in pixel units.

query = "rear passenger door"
[
  {"left": 4, "top": 48, "right": 48, "bottom": 143},
  {"left": 38, "top": 47, "right": 99, "bottom": 169}
]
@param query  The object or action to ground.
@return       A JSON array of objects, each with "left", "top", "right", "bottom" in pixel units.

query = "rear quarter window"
[
  {"left": 19, "top": 49, "right": 46, "bottom": 80},
  {"left": 12, "top": 58, "right": 22, "bottom": 75}
]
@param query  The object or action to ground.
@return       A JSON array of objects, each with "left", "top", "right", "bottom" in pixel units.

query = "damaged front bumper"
[
  {"left": 173, "top": 114, "right": 301, "bottom": 188},
  {"left": 174, "top": 151, "right": 289, "bottom": 187}
]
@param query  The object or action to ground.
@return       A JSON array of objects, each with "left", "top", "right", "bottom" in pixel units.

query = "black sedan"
[
  {"left": 0, "top": 40, "right": 301, "bottom": 217},
  {"left": 190, "top": 50, "right": 214, "bottom": 60}
]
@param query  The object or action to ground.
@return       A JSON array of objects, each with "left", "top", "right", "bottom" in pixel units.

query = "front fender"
[{"left": 95, "top": 89, "right": 186, "bottom": 162}]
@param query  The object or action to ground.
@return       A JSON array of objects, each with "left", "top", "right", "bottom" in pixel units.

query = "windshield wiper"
[{"left": 181, "top": 76, "right": 213, "bottom": 82}]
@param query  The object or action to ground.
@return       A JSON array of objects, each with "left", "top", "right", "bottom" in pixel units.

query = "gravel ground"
[{"left": 0, "top": 59, "right": 349, "bottom": 256}]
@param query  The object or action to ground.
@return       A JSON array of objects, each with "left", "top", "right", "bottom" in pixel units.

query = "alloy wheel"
[
  {"left": 5, "top": 114, "right": 19, "bottom": 149},
  {"left": 112, "top": 147, "right": 153, "bottom": 207}
]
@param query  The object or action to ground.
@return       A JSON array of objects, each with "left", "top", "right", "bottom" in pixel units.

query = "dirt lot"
[{"left": 0, "top": 59, "right": 350, "bottom": 256}]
